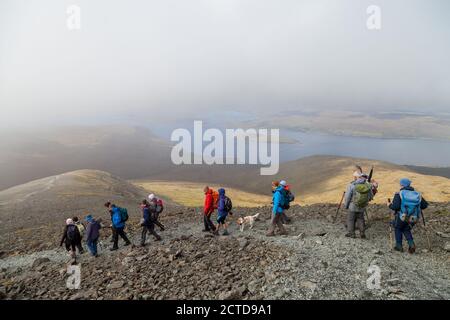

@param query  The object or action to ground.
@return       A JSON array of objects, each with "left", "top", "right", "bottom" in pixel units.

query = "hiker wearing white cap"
[
  {"left": 147, "top": 194, "right": 165, "bottom": 231},
  {"left": 60, "top": 218, "right": 82, "bottom": 260},
  {"left": 344, "top": 170, "right": 373, "bottom": 239}
]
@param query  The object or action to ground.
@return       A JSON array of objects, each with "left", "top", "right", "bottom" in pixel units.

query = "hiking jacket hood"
[{"left": 217, "top": 188, "right": 228, "bottom": 217}]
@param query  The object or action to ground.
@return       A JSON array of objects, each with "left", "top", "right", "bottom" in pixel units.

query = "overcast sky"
[{"left": 0, "top": 0, "right": 449, "bottom": 126}]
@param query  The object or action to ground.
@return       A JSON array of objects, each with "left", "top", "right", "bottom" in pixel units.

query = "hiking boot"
[
  {"left": 266, "top": 231, "right": 275, "bottom": 237},
  {"left": 360, "top": 233, "right": 367, "bottom": 239},
  {"left": 110, "top": 247, "right": 118, "bottom": 251},
  {"left": 202, "top": 229, "right": 210, "bottom": 232},
  {"left": 155, "top": 237, "right": 162, "bottom": 241},
  {"left": 124, "top": 242, "right": 131, "bottom": 246},
  {"left": 345, "top": 232, "right": 356, "bottom": 238},
  {"left": 394, "top": 245, "right": 404, "bottom": 252},
  {"left": 222, "top": 230, "right": 229, "bottom": 236},
  {"left": 408, "top": 244, "right": 416, "bottom": 254}
]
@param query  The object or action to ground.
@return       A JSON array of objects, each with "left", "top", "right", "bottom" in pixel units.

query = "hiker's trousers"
[
  {"left": 268, "top": 212, "right": 286, "bottom": 234},
  {"left": 112, "top": 227, "right": 130, "bottom": 249},
  {"left": 203, "top": 213, "right": 216, "bottom": 231},
  {"left": 347, "top": 211, "right": 365, "bottom": 234},
  {"left": 393, "top": 217, "right": 414, "bottom": 246},
  {"left": 86, "top": 238, "right": 98, "bottom": 256},
  {"left": 141, "top": 224, "right": 161, "bottom": 245}
]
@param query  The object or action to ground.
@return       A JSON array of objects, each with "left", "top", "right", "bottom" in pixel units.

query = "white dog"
[{"left": 236, "top": 213, "right": 260, "bottom": 232}]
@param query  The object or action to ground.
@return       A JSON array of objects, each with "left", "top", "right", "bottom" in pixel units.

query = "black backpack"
[
  {"left": 66, "top": 225, "right": 79, "bottom": 242},
  {"left": 224, "top": 196, "right": 233, "bottom": 212}
]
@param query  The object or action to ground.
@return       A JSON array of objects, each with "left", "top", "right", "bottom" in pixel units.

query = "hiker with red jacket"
[{"left": 203, "top": 186, "right": 217, "bottom": 233}]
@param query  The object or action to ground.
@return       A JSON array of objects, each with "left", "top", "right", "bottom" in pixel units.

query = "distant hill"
[
  {"left": 0, "top": 169, "right": 152, "bottom": 233},
  {"left": 0, "top": 126, "right": 172, "bottom": 191},
  {"left": 406, "top": 165, "right": 450, "bottom": 179}
]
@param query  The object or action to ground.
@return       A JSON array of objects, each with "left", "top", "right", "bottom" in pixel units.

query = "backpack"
[
  {"left": 119, "top": 207, "right": 129, "bottom": 222},
  {"left": 277, "top": 189, "right": 291, "bottom": 210},
  {"left": 353, "top": 182, "right": 371, "bottom": 209},
  {"left": 155, "top": 199, "right": 164, "bottom": 214},
  {"left": 211, "top": 190, "right": 219, "bottom": 209},
  {"left": 75, "top": 223, "right": 85, "bottom": 236},
  {"left": 66, "top": 225, "right": 79, "bottom": 242},
  {"left": 399, "top": 190, "right": 422, "bottom": 225},
  {"left": 224, "top": 196, "right": 233, "bottom": 212}
]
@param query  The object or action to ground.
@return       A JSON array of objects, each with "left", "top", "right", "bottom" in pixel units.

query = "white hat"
[
  {"left": 66, "top": 218, "right": 74, "bottom": 225},
  {"left": 279, "top": 180, "right": 287, "bottom": 186},
  {"left": 148, "top": 194, "right": 156, "bottom": 200},
  {"left": 353, "top": 171, "right": 362, "bottom": 178}
]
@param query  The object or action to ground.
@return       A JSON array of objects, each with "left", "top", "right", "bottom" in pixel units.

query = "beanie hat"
[
  {"left": 66, "top": 218, "right": 74, "bottom": 225},
  {"left": 148, "top": 194, "right": 156, "bottom": 201},
  {"left": 279, "top": 180, "right": 287, "bottom": 186},
  {"left": 400, "top": 178, "right": 411, "bottom": 187}
]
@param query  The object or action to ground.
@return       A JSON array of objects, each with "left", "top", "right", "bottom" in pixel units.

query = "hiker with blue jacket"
[
  {"left": 140, "top": 199, "right": 162, "bottom": 246},
  {"left": 107, "top": 202, "right": 131, "bottom": 251},
  {"left": 267, "top": 184, "right": 288, "bottom": 236},
  {"left": 85, "top": 215, "right": 102, "bottom": 257},
  {"left": 344, "top": 171, "right": 373, "bottom": 239},
  {"left": 216, "top": 188, "right": 231, "bottom": 236},
  {"left": 388, "top": 178, "right": 428, "bottom": 254}
]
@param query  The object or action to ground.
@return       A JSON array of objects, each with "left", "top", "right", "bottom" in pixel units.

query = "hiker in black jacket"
[
  {"left": 140, "top": 199, "right": 161, "bottom": 246},
  {"left": 60, "top": 218, "right": 83, "bottom": 258}
]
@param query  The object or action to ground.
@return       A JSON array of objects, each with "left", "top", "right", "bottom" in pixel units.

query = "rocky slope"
[{"left": 1, "top": 203, "right": 449, "bottom": 300}]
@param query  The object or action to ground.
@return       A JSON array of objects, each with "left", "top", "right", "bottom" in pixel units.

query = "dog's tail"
[{"left": 253, "top": 212, "right": 261, "bottom": 219}]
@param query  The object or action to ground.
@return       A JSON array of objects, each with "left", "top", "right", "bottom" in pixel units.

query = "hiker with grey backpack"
[
  {"left": 343, "top": 171, "right": 374, "bottom": 239},
  {"left": 388, "top": 178, "right": 429, "bottom": 254}
]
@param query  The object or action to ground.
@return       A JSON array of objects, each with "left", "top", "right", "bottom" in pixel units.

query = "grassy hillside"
[{"left": 132, "top": 180, "right": 271, "bottom": 207}]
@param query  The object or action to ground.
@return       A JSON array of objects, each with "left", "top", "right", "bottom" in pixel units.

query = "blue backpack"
[{"left": 399, "top": 190, "right": 421, "bottom": 225}]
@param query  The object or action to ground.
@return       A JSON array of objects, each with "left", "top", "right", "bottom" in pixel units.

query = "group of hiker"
[
  {"left": 342, "top": 168, "right": 428, "bottom": 254},
  {"left": 201, "top": 180, "right": 295, "bottom": 237},
  {"left": 60, "top": 194, "right": 166, "bottom": 261},
  {"left": 60, "top": 167, "right": 429, "bottom": 260}
]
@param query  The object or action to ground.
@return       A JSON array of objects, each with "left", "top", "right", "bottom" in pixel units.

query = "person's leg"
[
  {"left": 148, "top": 224, "right": 161, "bottom": 240},
  {"left": 118, "top": 228, "right": 131, "bottom": 245},
  {"left": 403, "top": 226, "right": 415, "bottom": 253},
  {"left": 140, "top": 226, "right": 148, "bottom": 246},
  {"left": 346, "top": 211, "right": 356, "bottom": 237},
  {"left": 356, "top": 212, "right": 366, "bottom": 238},
  {"left": 76, "top": 240, "right": 84, "bottom": 254},
  {"left": 154, "top": 220, "right": 165, "bottom": 231},
  {"left": 394, "top": 224, "right": 404, "bottom": 251},
  {"left": 111, "top": 228, "right": 119, "bottom": 250},
  {"left": 282, "top": 212, "right": 291, "bottom": 224},
  {"left": 276, "top": 214, "right": 287, "bottom": 234},
  {"left": 267, "top": 212, "right": 277, "bottom": 236},
  {"left": 86, "top": 240, "right": 93, "bottom": 255},
  {"left": 92, "top": 238, "right": 98, "bottom": 256},
  {"left": 207, "top": 213, "right": 217, "bottom": 232},
  {"left": 203, "top": 215, "right": 210, "bottom": 231},
  {"left": 70, "top": 243, "right": 77, "bottom": 258}
]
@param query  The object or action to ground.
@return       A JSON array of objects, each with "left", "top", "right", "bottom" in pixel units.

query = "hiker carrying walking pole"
[{"left": 387, "top": 178, "right": 429, "bottom": 253}]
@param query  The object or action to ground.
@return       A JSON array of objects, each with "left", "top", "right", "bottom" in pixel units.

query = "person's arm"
[
  {"left": 218, "top": 197, "right": 225, "bottom": 212},
  {"left": 272, "top": 191, "right": 281, "bottom": 214},
  {"left": 60, "top": 226, "right": 67, "bottom": 246},
  {"left": 85, "top": 223, "right": 92, "bottom": 241},
  {"left": 343, "top": 184, "right": 353, "bottom": 209},
  {"left": 420, "top": 196, "right": 429, "bottom": 210},
  {"left": 389, "top": 193, "right": 401, "bottom": 211},
  {"left": 204, "top": 194, "right": 213, "bottom": 214}
]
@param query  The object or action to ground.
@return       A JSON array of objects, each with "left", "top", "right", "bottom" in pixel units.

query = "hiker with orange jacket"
[{"left": 203, "top": 186, "right": 217, "bottom": 233}]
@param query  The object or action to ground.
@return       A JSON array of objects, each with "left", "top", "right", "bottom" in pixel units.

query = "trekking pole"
[
  {"left": 387, "top": 199, "right": 393, "bottom": 250},
  {"left": 333, "top": 191, "right": 346, "bottom": 223},
  {"left": 421, "top": 210, "right": 432, "bottom": 252},
  {"left": 364, "top": 208, "right": 370, "bottom": 230}
]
